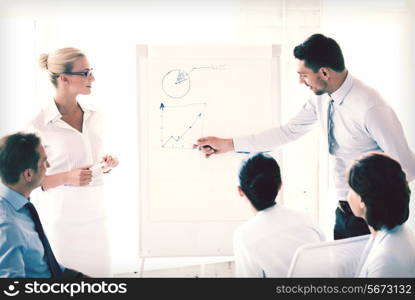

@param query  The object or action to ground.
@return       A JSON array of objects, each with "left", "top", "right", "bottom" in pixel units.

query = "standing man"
[
  {"left": 195, "top": 34, "right": 415, "bottom": 240},
  {"left": 0, "top": 132, "right": 87, "bottom": 277}
]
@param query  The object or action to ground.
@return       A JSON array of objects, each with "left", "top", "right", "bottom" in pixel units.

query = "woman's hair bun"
[{"left": 39, "top": 53, "right": 49, "bottom": 71}]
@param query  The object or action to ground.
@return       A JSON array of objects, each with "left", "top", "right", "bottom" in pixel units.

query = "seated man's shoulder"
[
  {"left": 0, "top": 201, "right": 22, "bottom": 237},
  {"left": 0, "top": 198, "right": 20, "bottom": 221},
  {"left": 0, "top": 219, "right": 24, "bottom": 250},
  {"left": 280, "top": 207, "right": 313, "bottom": 223},
  {"left": 0, "top": 199, "right": 10, "bottom": 221}
]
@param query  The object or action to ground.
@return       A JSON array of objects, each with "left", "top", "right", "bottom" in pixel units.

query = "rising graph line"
[
  {"left": 161, "top": 113, "right": 202, "bottom": 148},
  {"left": 160, "top": 102, "right": 206, "bottom": 149}
]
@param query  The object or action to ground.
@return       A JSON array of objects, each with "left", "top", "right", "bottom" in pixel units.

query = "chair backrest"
[{"left": 287, "top": 234, "right": 370, "bottom": 277}]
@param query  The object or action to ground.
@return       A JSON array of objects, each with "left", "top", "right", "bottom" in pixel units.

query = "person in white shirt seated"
[
  {"left": 348, "top": 152, "right": 415, "bottom": 277},
  {"left": 233, "top": 153, "right": 324, "bottom": 277}
]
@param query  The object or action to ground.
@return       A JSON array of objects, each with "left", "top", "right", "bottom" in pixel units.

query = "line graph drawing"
[
  {"left": 160, "top": 102, "right": 207, "bottom": 149},
  {"left": 161, "top": 64, "right": 227, "bottom": 99}
]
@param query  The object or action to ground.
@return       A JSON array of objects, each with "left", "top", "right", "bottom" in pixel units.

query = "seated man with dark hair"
[
  {"left": 233, "top": 153, "right": 324, "bottom": 277},
  {"left": 0, "top": 132, "right": 87, "bottom": 278}
]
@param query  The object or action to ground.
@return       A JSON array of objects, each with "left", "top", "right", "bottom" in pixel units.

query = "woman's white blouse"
[
  {"left": 356, "top": 225, "right": 415, "bottom": 277},
  {"left": 30, "top": 100, "right": 104, "bottom": 186}
]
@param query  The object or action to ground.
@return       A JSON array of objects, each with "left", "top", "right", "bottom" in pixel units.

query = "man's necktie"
[
  {"left": 25, "top": 201, "right": 62, "bottom": 277},
  {"left": 327, "top": 99, "right": 338, "bottom": 155}
]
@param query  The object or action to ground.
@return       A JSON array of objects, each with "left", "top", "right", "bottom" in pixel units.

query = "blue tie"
[
  {"left": 327, "top": 99, "right": 338, "bottom": 154},
  {"left": 25, "top": 201, "right": 62, "bottom": 278}
]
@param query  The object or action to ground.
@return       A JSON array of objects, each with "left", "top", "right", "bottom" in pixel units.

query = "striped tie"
[{"left": 327, "top": 99, "right": 338, "bottom": 154}]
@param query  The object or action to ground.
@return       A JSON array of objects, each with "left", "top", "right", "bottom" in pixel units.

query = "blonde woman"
[{"left": 30, "top": 48, "right": 118, "bottom": 277}]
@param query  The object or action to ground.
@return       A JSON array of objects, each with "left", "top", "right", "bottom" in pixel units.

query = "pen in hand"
[
  {"left": 192, "top": 144, "right": 216, "bottom": 151},
  {"left": 193, "top": 137, "right": 234, "bottom": 157},
  {"left": 192, "top": 143, "right": 217, "bottom": 158}
]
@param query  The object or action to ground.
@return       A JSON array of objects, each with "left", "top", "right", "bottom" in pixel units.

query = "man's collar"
[
  {"left": 328, "top": 72, "right": 354, "bottom": 105},
  {"left": 0, "top": 183, "right": 29, "bottom": 211}
]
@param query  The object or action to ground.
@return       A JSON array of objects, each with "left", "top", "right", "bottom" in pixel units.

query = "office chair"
[{"left": 287, "top": 234, "right": 370, "bottom": 277}]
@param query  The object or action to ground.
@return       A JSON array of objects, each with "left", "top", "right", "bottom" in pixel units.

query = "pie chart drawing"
[{"left": 162, "top": 69, "right": 191, "bottom": 99}]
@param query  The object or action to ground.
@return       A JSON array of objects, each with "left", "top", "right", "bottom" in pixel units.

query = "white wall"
[{"left": 0, "top": 18, "right": 37, "bottom": 134}]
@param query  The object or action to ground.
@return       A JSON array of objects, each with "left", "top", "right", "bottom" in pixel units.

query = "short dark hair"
[
  {"left": 238, "top": 153, "right": 282, "bottom": 211},
  {"left": 293, "top": 33, "right": 345, "bottom": 72},
  {"left": 348, "top": 153, "right": 410, "bottom": 231},
  {"left": 0, "top": 133, "right": 41, "bottom": 185}
]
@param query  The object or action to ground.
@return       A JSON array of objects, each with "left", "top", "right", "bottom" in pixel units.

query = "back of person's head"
[
  {"left": 293, "top": 33, "right": 345, "bottom": 72},
  {"left": 238, "top": 153, "right": 281, "bottom": 211},
  {"left": 39, "top": 47, "right": 85, "bottom": 88},
  {"left": 348, "top": 153, "right": 410, "bottom": 231},
  {"left": 0, "top": 133, "right": 41, "bottom": 185}
]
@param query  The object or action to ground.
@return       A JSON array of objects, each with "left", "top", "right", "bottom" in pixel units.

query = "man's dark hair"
[
  {"left": 293, "top": 33, "right": 345, "bottom": 72},
  {"left": 0, "top": 133, "right": 41, "bottom": 185},
  {"left": 348, "top": 153, "right": 410, "bottom": 231},
  {"left": 238, "top": 153, "right": 282, "bottom": 211}
]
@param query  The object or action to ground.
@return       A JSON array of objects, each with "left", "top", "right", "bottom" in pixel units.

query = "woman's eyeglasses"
[{"left": 62, "top": 68, "right": 93, "bottom": 78}]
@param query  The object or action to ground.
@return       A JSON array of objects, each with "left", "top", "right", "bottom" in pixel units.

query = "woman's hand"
[
  {"left": 101, "top": 155, "right": 119, "bottom": 173},
  {"left": 65, "top": 165, "right": 93, "bottom": 186}
]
